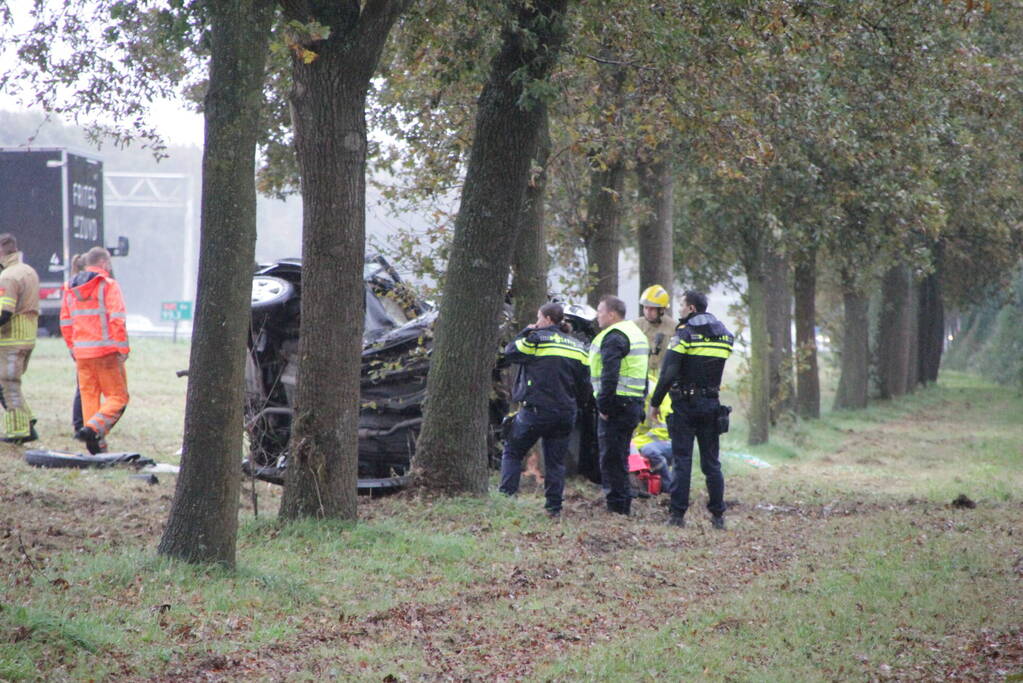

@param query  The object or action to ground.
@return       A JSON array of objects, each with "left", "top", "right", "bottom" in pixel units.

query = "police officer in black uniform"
[
  {"left": 499, "top": 302, "right": 590, "bottom": 517},
  {"left": 650, "top": 290, "right": 734, "bottom": 529}
]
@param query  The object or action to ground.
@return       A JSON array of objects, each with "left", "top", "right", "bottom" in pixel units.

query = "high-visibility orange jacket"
[{"left": 59, "top": 266, "right": 130, "bottom": 359}]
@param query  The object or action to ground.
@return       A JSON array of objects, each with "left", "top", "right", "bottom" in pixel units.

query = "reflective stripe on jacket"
[
  {"left": 0, "top": 251, "right": 40, "bottom": 348},
  {"left": 504, "top": 325, "right": 590, "bottom": 413},
  {"left": 59, "top": 267, "right": 130, "bottom": 359},
  {"left": 633, "top": 382, "right": 673, "bottom": 449},
  {"left": 589, "top": 319, "right": 649, "bottom": 398}
]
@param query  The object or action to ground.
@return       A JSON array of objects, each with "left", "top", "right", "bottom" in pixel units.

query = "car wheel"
[{"left": 251, "top": 276, "right": 295, "bottom": 313}]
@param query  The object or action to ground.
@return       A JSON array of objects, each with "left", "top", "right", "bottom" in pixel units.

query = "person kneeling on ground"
[{"left": 630, "top": 387, "right": 674, "bottom": 495}]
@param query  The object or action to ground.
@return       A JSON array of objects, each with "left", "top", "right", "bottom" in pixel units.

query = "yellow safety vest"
[{"left": 589, "top": 320, "right": 649, "bottom": 398}]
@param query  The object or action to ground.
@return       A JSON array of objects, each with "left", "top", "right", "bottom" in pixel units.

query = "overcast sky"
[{"left": 0, "top": 2, "right": 205, "bottom": 149}]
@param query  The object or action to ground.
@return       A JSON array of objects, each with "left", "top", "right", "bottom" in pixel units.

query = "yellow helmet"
[{"left": 639, "top": 284, "right": 670, "bottom": 309}]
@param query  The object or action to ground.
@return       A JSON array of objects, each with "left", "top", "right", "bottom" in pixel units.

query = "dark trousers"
[
  {"left": 667, "top": 397, "right": 725, "bottom": 517},
  {"left": 72, "top": 383, "right": 83, "bottom": 432},
  {"left": 499, "top": 407, "right": 575, "bottom": 513},
  {"left": 598, "top": 399, "right": 645, "bottom": 515}
]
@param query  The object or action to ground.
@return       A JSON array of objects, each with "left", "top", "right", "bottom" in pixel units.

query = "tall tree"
[
  {"left": 412, "top": 0, "right": 570, "bottom": 493},
  {"left": 793, "top": 249, "right": 820, "bottom": 417},
  {"left": 510, "top": 105, "right": 552, "bottom": 330},
  {"left": 583, "top": 159, "right": 627, "bottom": 306},
  {"left": 159, "top": 0, "right": 276, "bottom": 566},
  {"left": 636, "top": 151, "right": 675, "bottom": 294},
  {"left": 277, "top": 0, "right": 411, "bottom": 520}
]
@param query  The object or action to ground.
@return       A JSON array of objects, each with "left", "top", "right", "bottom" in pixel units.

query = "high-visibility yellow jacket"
[
  {"left": 589, "top": 320, "right": 649, "bottom": 405},
  {"left": 0, "top": 251, "right": 39, "bottom": 349}
]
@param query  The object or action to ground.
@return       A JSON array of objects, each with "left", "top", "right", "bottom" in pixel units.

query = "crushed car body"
[{"left": 243, "top": 256, "right": 602, "bottom": 491}]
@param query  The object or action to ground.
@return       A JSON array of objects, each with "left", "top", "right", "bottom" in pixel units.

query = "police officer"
[
  {"left": 0, "top": 234, "right": 40, "bottom": 443},
  {"left": 633, "top": 284, "right": 676, "bottom": 377},
  {"left": 499, "top": 302, "right": 590, "bottom": 517},
  {"left": 650, "top": 290, "right": 734, "bottom": 529},
  {"left": 590, "top": 295, "right": 649, "bottom": 515}
]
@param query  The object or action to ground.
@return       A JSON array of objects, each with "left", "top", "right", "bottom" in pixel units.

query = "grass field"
[{"left": 1, "top": 340, "right": 1021, "bottom": 680}]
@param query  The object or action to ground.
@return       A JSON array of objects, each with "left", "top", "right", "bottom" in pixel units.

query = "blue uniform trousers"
[
  {"left": 598, "top": 399, "right": 645, "bottom": 515},
  {"left": 667, "top": 397, "right": 725, "bottom": 517},
  {"left": 499, "top": 407, "right": 575, "bottom": 513}
]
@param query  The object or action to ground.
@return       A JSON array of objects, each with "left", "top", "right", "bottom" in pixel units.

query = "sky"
[{"left": 0, "top": 1, "right": 205, "bottom": 149}]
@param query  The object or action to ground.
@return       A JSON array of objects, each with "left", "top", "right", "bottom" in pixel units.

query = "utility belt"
[{"left": 670, "top": 384, "right": 719, "bottom": 400}]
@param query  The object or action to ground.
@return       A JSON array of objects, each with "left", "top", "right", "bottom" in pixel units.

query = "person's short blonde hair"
[{"left": 84, "top": 247, "right": 112, "bottom": 267}]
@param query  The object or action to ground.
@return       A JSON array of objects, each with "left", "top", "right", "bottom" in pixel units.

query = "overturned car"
[{"left": 243, "top": 256, "right": 600, "bottom": 490}]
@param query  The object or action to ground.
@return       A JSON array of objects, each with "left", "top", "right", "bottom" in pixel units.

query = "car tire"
[{"left": 251, "top": 276, "right": 295, "bottom": 315}]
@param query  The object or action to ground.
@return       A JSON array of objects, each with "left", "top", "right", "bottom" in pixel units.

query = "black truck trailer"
[{"left": 0, "top": 148, "right": 128, "bottom": 334}]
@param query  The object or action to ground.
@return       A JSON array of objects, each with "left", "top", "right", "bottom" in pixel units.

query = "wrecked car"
[{"left": 243, "top": 256, "right": 601, "bottom": 490}]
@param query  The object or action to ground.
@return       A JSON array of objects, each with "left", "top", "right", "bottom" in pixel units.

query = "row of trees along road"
[{"left": 2, "top": 0, "right": 1021, "bottom": 566}]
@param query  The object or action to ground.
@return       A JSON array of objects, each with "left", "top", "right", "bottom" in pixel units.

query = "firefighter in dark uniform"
[
  {"left": 499, "top": 302, "right": 590, "bottom": 517},
  {"left": 650, "top": 290, "right": 734, "bottom": 529},
  {"left": 590, "top": 295, "right": 649, "bottom": 516}
]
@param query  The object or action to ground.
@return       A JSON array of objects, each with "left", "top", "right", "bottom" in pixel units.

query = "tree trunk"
[
  {"left": 584, "top": 160, "right": 626, "bottom": 307},
  {"left": 918, "top": 269, "right": 944, "bottom": 384},
  {"left": 905, "top": 276, "right": 920, "bottom": 391},
  {"left": 834, "top": 284, "right": 870, "bottom": 410},
  {"left": 157, "top": 0, "right": 274, "bottom": 567},
  {"left": 746, "top": 259, "right": 770, "bottom": 445},
  {"left": 877, "top": 264, "right": 912, "bottom": 399},
  {"left": 793, "top": 250, "right": 820, "bottom": 419},
  {"left": 413, "top": 0, "right": 570, "bottom": 494},
  {"left": 636, "top": 154, "right": 674, "bottom": 295},
  {"left": 510, "top": 104, "right": 551, "bottom": 331},
  {"left": 279, "top": 0, "right": 409, "bottom": 520},
  {"left": 764, "top": 247, "right": 793, "bottom": 421}
]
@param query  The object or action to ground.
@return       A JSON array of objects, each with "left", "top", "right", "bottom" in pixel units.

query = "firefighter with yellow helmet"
[{"left": 633, "top": 284, "right": 676, "bottom": 377}]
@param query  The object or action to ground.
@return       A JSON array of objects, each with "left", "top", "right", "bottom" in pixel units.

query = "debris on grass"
[{"left": 951, "top": 494, "right": 977, "bottom": 509}]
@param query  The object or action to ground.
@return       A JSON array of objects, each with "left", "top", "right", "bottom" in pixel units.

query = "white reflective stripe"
[
  {"left": 59, "top": 319, "right": 73, "bottom": 327},
  {"left": 70, "top": 308, "right": 103, "bottom": 316},
  {"left": 97, "top": 283, "right": 109, "bottom": 341},
  {"left": 73, "top": 340, "right": 130, "bottom": 348},
  {"left": 108, "top": 312, "right": 126, "bottom": 319}
]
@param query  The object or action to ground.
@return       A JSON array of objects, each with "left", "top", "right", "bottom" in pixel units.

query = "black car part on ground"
[
  {"left": 24, "top": 449, "right": 155, "bottom": 469},
  {"left": 245, "top": 256, "right": 511, "bottom": 489}
]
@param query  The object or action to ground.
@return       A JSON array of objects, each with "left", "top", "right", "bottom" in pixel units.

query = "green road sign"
[{"left": 160, "top": 300, "right": 193, "bottom": 322}]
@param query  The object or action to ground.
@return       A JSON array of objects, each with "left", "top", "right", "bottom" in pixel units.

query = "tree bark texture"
[
  {"left": 834, "top": 284, "right": 870, "bottom": 410},
  {"left": 636, "top": 155, "right": 674, "bottom": 295},
  {"left": 157, "top": 0, "right": 274, "bottom": 567},
  {"left": 764, "top": 247, "right": 794, "bottom": 421},
  {"left": 793, "top": 251, "right": 820, "bottom": 419},
  {"left": 584, "top": 160, "right": 626, "bottom": 307},
  {"left": 413, "top": 0, "right": 570, "bottom": 494},
  {"left": 917, "top": 270, "right": 944, "bottom": 384},
  {"left": 510, "top": 104, "right": 551, "bottom": 331},
  {"left": 746, "top": 263, "right": 770, "bottom": 445},
  {"left": 877, "top": 264, "right": 912, "bottom": 399},
  {"left": 905, "top": 277, "right": 920, "bottom": 391},
  {"left": 279, "top": 0, "right": 409, "bottom": 520}
]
